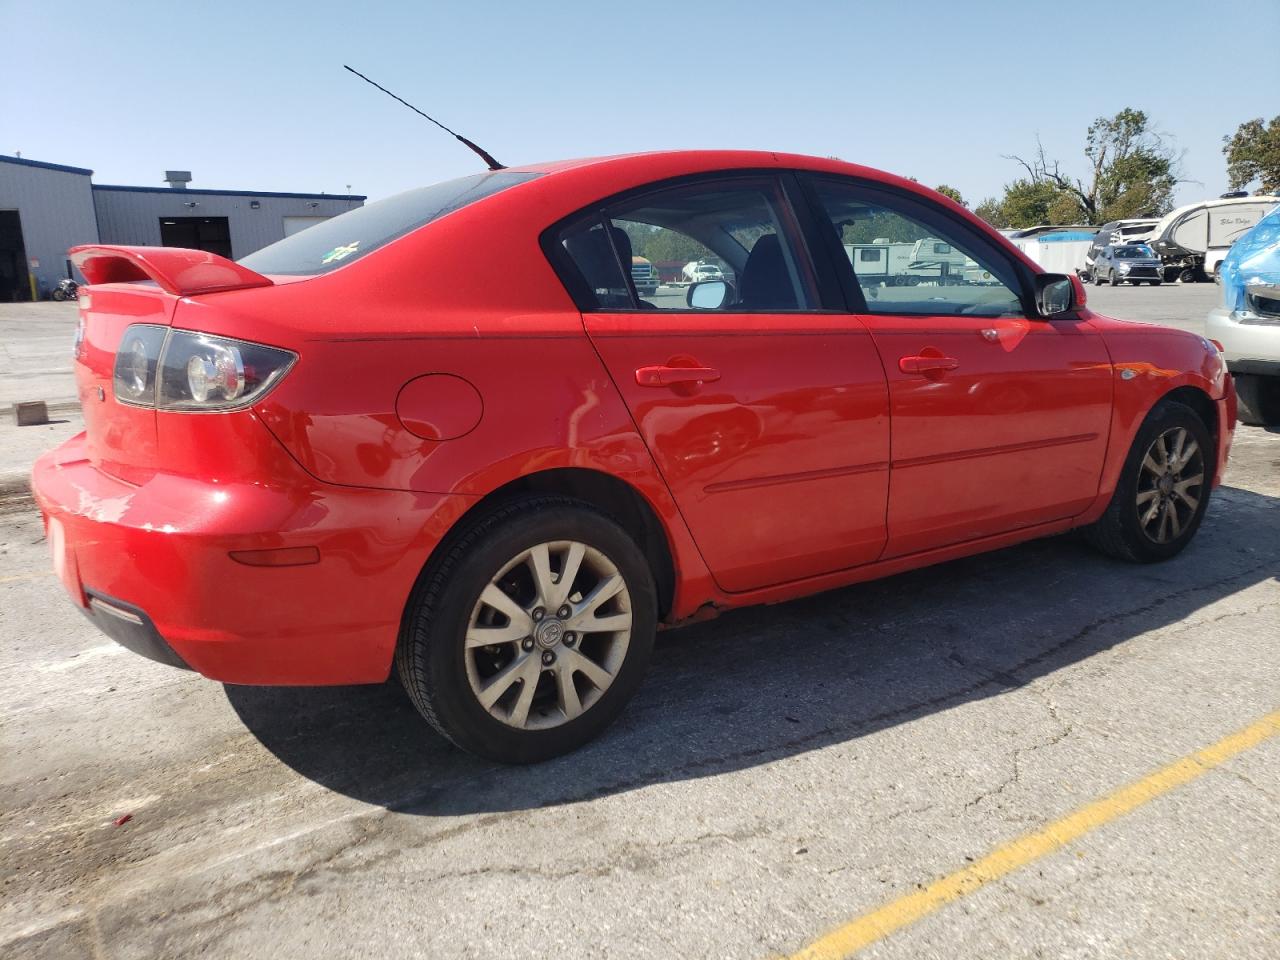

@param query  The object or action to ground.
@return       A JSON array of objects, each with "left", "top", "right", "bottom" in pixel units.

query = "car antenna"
[{"left": 342, "top": 64, "right": 505, "bottom": 171}]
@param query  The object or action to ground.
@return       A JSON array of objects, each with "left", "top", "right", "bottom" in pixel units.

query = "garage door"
[{"left": 282, "top": 216, "right": 331, "bottom": 237}]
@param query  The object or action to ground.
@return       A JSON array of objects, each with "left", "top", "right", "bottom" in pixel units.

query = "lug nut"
[
  {"left": 542, "top": 650, "right": 556, "bottom": 666},
  {"left": 557, "top": 605, "right": 571, "bottom": 619},
  {"left": 564, "top": 633, "right": 576, "bottom": 647},
  {"left": 532, "top": 607, "right": 545, "bottom": 622},
  {"left": 521, "top": 637, "right": 535, "bottom": 652}
]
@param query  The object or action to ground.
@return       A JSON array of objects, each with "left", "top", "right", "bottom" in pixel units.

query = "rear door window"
[{"left": 554, "top": 176, "right": 817, "bottom": 312}]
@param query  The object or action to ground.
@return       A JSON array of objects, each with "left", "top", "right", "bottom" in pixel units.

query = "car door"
[
  {"left": 549, "top": 174, "right": 890, "bottom": 594},
  {"left": 805, "top": 176, "right": 1114, "bottom": 558}
]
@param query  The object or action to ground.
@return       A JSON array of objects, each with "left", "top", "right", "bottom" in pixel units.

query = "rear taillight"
[{"left": 112, "top": 325, "right": 295, "bottom": 411}]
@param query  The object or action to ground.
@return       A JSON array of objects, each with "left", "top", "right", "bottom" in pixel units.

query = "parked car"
[
  {"left": 1092, "top": 244, "right": 1164, "bottom": 286},
  {"left": 1206, "top": 205, "right": 1280, "bottom": 425},
  {"left": 682, "top": 261, "right": 724, "bottom": 283},
  {"left": 1081, "top": 219, "right": 1159, "bottom": 279},
  {"left": 35, "top": 151, "right": 1236, "bottom": 763}
]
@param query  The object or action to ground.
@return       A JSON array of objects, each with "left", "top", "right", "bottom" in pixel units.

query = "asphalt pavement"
[{"left": 0, "top": 284, "right": 1276, "bottom": 959}]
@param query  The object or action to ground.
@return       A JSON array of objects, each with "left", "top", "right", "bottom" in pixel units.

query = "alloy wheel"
[
  {"left": 1136, "top": 426, "right": 1204, "bottom": 544},
  {"left": 464, "top": 540, "right": 632, "bottom": 730}
]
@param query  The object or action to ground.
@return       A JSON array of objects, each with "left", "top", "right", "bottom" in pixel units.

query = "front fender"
[{"left": 1079, "top": 314, "right": 1229, "bottom": 521}]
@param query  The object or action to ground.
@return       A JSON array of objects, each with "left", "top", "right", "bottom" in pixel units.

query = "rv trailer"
[{"left": 1149, "top": 195, "right": 1280, "bottom": 282}]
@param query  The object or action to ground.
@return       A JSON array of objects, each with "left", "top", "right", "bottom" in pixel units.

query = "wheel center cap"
[
  {"left": 1158, "top": 475, "right": 1174, "bottom": 495},
  {"left": 535, "top": 619, "right": 565, "bottom": 649}
]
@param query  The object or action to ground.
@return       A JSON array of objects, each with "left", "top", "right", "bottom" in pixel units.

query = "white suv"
[{"left": 1207, "top": 281, "right": 1280, "bottom": 424}]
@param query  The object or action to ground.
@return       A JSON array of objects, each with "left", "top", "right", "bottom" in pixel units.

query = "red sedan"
[{"left": 33, "top": 151, "right": 1236, "bottom": 762}]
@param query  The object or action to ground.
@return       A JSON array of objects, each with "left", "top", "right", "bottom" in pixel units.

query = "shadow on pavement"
[{"left": 226, "top": 484, "right": 1280, "bottom": 816}]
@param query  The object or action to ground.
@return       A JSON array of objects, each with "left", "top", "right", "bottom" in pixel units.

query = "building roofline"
[
  {"left": 0, "top": 154, "right": 94, "bottom": 176},
  {"left": 92, "top": 184, "right": 366, "bottom": 201}
]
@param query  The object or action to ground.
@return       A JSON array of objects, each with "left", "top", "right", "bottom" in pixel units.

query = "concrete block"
[{"left": 14, "top": 402, "right": 49, "bottom": 427}]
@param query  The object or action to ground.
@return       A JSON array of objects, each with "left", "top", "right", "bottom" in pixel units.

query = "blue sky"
[{"left": 2, "top": 0, "right": 1277, "bottom": 207}]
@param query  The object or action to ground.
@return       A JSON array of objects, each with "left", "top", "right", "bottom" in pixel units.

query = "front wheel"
[
  {"left": 1084, "top": 400, "right": 1213, "bottom": 562},
  {"left": 396, "top": 496, "right": 657, "bottom": 763},
  {"left": 51, "top": 289, "right": 66, "bottom": 301},
  {"left": 1109, "top": 271, "right": 1120, "bottom": 286}
]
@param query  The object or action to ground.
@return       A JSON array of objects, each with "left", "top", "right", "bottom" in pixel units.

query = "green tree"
[
  {"left": 934, "top": 184, "right": 966, "bottom": 206},
  {"left": 839, "top": 212, "right": 929, "bottom": 245},
  {"left": 995, "top": 179, "right": 1064, "bottom": 228},
  {"left": 1223, "top": 116, "right": 1280, "bottom": 194},
  {"left": 1002, "top": 108, "right": 1180, "bottom": 224},
  {"left": 639, "top": 227, "right": 714, "bottom": 264},
  {"left": 973, "top": 197, "right": 1008, "bottom": 228}
]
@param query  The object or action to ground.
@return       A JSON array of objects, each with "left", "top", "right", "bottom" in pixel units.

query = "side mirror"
[
  {"left": 1035, "top": 274, "right": 1076, "bottom": 317},
  {"left": 687, "top": 280, "right": 729, "bottom": 309}
]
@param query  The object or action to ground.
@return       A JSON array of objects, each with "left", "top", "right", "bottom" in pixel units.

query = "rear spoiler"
[{"left": 69, "top": 245, "right": 273, "bottom": 297}]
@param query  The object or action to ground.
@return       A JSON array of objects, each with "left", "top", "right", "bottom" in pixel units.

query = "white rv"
[
  {"left": 1149, "top": 195, "right": 1280, "bottom": 282},
  {"left": 844, "top": 237, "right": 972, "bottom": 286}
]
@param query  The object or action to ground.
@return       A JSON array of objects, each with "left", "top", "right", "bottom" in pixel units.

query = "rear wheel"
[
  {"left": 1234, "top": 373, "right": 1280, "bottom": 426},
  {"left": 1084, "top": 400, "right": 1212, "bottom": 562},
  {"left": 396, "top": 496, "right": 656, "bottom": 763}
]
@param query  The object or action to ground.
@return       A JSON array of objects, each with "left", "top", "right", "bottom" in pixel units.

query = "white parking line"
[{"left": 36, "top": 643, "right": 124, "bottom": 673}]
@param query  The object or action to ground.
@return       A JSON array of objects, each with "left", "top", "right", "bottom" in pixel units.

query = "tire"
[
  {"left": 1178, "top": 268, "right": 1197, "bottom": 284},
  {"left": 1084, "top": 400, "right": 1213, "bottom": 563},
  {"left": 1234, "top": 373, "right": 1280, "bottom": 427},
  {"left": 396, "top": 496, "right": 657, "bottom": 763},
  {"left": 1109, "top": 271, "right": 1119, "bottom": 286},
  {"left": 51, "top": 289, "right": 66, "bottom": 301},
  {"left": 1093, "top": 272, "right": 1104, "bottom": 286},
  {"left": 1149, "top": 280, "right": 1162, "bottom": 286}
]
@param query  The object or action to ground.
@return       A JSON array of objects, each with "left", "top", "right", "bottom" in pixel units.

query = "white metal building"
[{"left": 0, "top": 155, "right": 364, "bottom": 301}]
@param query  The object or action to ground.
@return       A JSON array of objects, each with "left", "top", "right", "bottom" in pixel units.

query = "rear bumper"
[
  {"left": 82, "top": 591, "right": 191, "bottom": 670},
  {"left": 33, "top": 433, "right": 470, "bottom": 685}
]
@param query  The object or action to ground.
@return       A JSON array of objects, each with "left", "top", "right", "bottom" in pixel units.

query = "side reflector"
[{"left": 228, "top": 546, "right": 321, "bottom": 567}]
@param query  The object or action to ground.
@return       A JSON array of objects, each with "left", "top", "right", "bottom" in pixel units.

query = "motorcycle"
[{"left": 51, "top": 278, "right": 79, "bottom": 301}]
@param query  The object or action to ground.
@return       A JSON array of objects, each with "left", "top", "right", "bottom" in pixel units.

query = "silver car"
[{"left": 1093, "top": 243, "right": 1164, "bottom": 286}]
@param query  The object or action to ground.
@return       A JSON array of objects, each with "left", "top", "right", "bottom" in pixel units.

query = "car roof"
[{"left": 502, "top": 150, "right": 926, "bottom": 202}]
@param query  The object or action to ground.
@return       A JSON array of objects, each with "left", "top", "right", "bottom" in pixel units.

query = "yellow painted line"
[
  {"left": 788, "top": 709, "right": 1280, "bottom": 960},
  {"left": 0, "top": 571, "right": 52, "bottom": 584}
]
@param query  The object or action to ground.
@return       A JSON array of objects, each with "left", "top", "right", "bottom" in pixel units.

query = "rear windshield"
[{"left": 239, "top": 170, "right": 541, "bottom": 276}]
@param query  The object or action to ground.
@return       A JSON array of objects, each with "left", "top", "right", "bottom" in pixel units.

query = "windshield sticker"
[{"left": 321, "top": 241, "right": 360, "bottom": 265}]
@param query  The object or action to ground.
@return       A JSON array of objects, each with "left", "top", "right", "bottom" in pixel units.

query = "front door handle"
[
  {"left": 636, "top": 365, "right": 721, "bottom": 387},
  {"left": 899, "top": 355, "right": 960, "bottom": 375}
]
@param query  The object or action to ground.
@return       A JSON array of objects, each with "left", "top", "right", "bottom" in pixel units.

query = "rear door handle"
[
  {"left": 635, "top": 365, "right": 721, "bottom": 387},
  {"left": 899, "top": 355, "right": 959, "bottom": 375}
]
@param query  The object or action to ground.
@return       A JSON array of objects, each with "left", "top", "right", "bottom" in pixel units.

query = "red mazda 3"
[{"left": 33, "top": 151, "right": 1236, "bottom": 762}]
